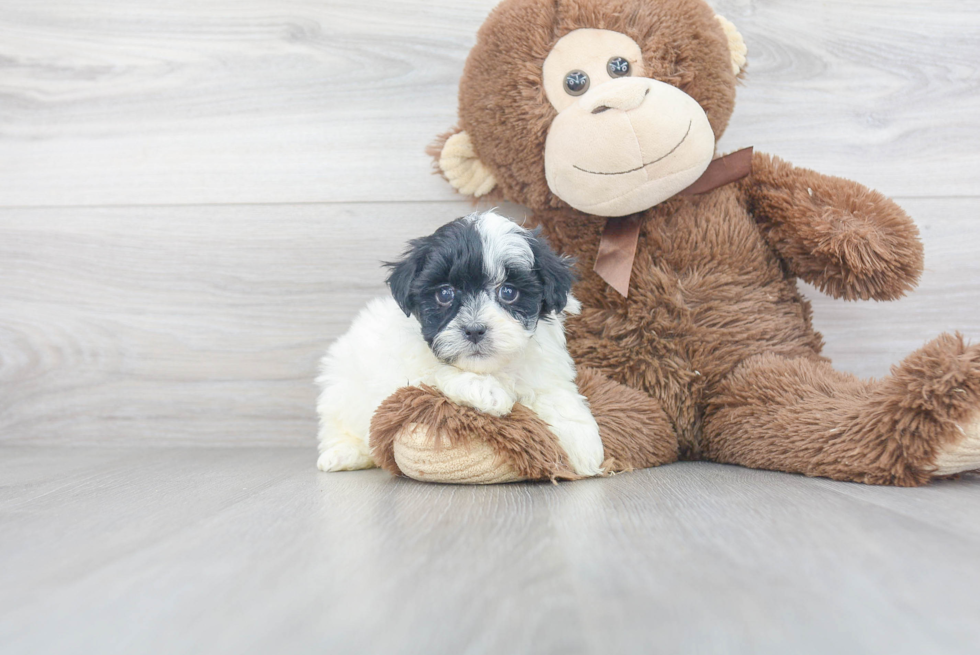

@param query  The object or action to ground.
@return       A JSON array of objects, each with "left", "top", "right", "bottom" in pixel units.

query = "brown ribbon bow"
[{"left": 593, "top": 147, "right": 754, "bottom": 297}]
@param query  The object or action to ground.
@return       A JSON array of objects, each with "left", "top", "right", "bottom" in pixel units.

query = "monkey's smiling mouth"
[{"left": 573, "top": 120, "right": 693, "bottom": 176}]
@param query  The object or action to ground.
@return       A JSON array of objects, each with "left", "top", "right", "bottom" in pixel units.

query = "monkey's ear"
[
  {"left": 428, "top": 129, "right": 498, "bottom": 198},
  {"left": 715, "top": 15, "right": 747, "bottom": 76},
  {"left": 384, "top": 237, "right": 431, "bottom": 317}
]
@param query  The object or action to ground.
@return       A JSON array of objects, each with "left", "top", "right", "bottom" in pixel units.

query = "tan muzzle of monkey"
[{"left": 543, "top": 77, "right": 717, "bottom": 218}]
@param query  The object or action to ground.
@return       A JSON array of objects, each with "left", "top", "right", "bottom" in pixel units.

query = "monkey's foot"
[
  {"left": 369, "top": 385, "right": 578, "bottom": 484},
  {"left": 934, "top": 417, "right": 980, "bottom": 477},
  {"left": 890, "top": 332, "right": 980, "bottom": 481},
  {"left": 392, "top": 423, "right": 526, "bottom": 484}
]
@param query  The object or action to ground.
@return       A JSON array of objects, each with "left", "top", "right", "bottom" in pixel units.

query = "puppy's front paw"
[
  {"left": 441, "top": 375, "right": 515, "bottom": 416},
  {"left": 317, "top": 443, "right": 375, "bottom": 472},
  {"left": 472, "top": 383, "right": 516, "bottom": 416},
  {"left": 553, "top": 420, "right": 604, "bottom": 477}
]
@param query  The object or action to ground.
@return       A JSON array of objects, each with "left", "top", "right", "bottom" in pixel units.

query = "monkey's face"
[
  {"left": 437, "top": 0, "right": 745, "bottom": 215},
  {"left": 541, "top": 28, "right": 717, "bottom": 217}
]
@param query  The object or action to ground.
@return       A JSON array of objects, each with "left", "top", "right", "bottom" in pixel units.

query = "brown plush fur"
[
  {"left": 576, "top": 367, "right": 679, "bottom": 471},
  {"left": 537, "top": 185, "right": 833, "bottom": 460},
  {"left": 404, "top": 0, "right": 978, "bottom": 486}
]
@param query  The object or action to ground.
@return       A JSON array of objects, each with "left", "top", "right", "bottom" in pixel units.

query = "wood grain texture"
[
  {"left": 1, "top": 198, "right": 977, "bottom": 446},
  {"left": 1, "top": 447, "right": 979, "bottom": 655},
  {"left": 0, "top": 0, "right": 977, "bottom": 206}
]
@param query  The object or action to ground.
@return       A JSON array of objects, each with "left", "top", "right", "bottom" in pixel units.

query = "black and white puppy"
[{"left": 316, "top": 210, "right": 604, "bottom": 476}]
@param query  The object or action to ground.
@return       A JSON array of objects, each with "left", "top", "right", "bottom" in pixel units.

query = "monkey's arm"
[{"left": 738, "top": 151, "right": 923, "bottom": 301}]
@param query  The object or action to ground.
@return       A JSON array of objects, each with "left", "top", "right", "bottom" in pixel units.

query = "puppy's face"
[{"left": 386, "top": 211, "right": 575, "bottom": 373}]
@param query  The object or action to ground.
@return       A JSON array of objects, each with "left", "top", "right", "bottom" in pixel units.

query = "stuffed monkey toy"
[{"left": 370, "top": 0, "right": 980, "bottom": 486}]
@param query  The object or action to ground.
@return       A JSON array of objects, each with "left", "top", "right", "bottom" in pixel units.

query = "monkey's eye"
[
  {"left": 435, "top": 285, "right": 455, "bottom": 307},
  {"left": 497, "top": 284, "right": 519, "bottom": 304},
  {"left": 563, "top": 70, "right": 589, "bottom": 96},
  {"left": 607, "top": 57, "right": 631, "bottom": 78}
]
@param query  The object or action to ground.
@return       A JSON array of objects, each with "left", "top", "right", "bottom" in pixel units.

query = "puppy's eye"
[
  {"left": 607, "top": 57, "right": 631, "bottom": 78},
  {"left": 435, "top": 285, "right": 455, "bottom": 307},
  {"left": 497, "top": 284, "right": 519, "bottom": 304},
  {"left": 563, "top": 70, "right": 589, "bottom": 96}
]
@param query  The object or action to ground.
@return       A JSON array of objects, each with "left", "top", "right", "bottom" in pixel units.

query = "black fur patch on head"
[{"left": 385, "top": 217, "right": 483, "bottom": 345}]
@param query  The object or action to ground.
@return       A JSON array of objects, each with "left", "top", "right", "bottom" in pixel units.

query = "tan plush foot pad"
[
  {"left": 934, "top": 418, "right": 980, "bottom": 476},
  {"left": 393, "top": 424, "right": 526, "bottom": 484}
]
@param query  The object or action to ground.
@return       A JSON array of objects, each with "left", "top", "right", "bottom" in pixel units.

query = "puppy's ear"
[
  {"left": 528, "top": 230, "right": 576, "bottom": 315},
  {"left": 384, "top": 237, "right": 431, "bottom": 317}
]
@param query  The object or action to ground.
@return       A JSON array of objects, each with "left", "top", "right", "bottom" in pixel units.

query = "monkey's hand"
[{"left": 739, "top": 152, "right": 923, "bottom": 301}]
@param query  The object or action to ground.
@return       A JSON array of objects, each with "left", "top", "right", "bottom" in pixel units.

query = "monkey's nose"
[
  {"left": 463, "top": 323, "right": 488, "bottom": 344},
  {"left": 583, "top": 79, "right": 651, "bottom": 114}
]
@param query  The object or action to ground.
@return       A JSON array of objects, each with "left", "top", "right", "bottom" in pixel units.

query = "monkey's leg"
[
  {"left": 369, "top": 369, "right": 678, "bottom": 484},
  {"left": 575, "top": 368, "right": 679, "bottom": 473},
  {"left": 701, "top": 334, "right": 980, "bottom": 486},
  {"left": 369, "top": 384, "right": 573, "bottom": 483}
]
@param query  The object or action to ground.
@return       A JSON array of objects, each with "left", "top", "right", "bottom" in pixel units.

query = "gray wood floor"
[
  {"left": 3, "top": 0, "right": 980, "bottom": 651},
  {"left": 2, "top": 447, "right": 980, "bottom": 655}
]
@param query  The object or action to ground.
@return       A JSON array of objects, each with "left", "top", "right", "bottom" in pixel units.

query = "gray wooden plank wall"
[{"left": 1, "top": 0, "right": 979, "bottom": 446}]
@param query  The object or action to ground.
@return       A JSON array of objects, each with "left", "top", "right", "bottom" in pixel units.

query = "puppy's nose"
[
  {"left": 584, "top": 78, "right": 650, "bottom": 114},
  {"left": 463, "top": 323, "right": 488, "bottom": 344}
]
